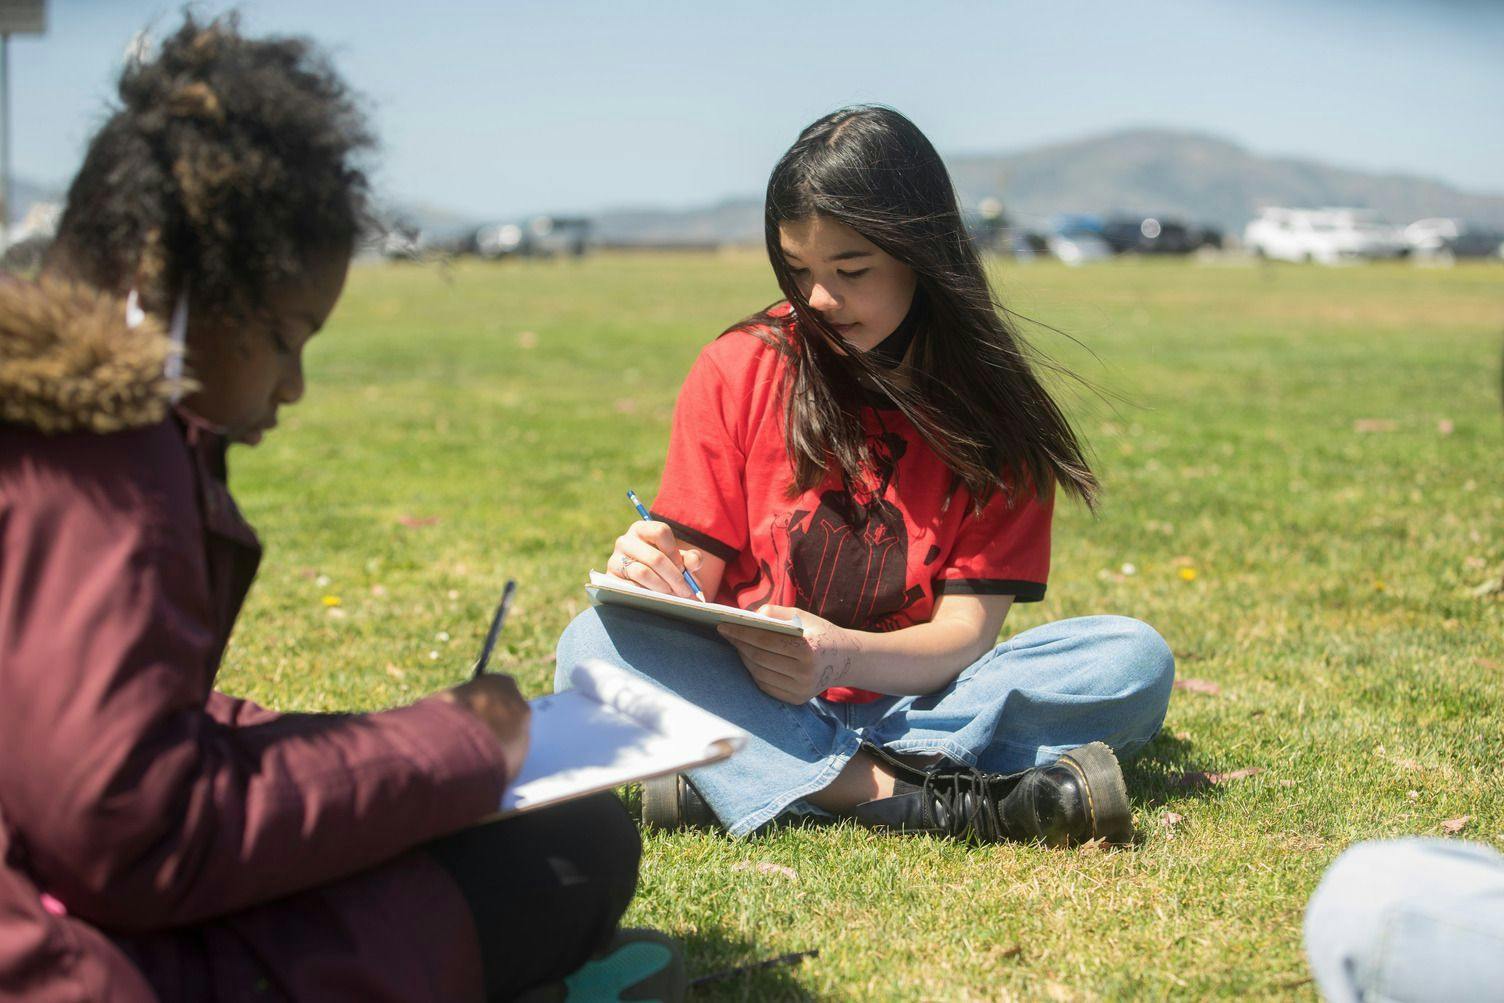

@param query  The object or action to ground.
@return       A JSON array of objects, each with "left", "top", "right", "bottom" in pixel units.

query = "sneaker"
[
  {"left": 520, "top": 928, "right": 687, "bottom": 1002},
  {"left": 849, "top": 742, "right": 1133, "bottom": 846}
]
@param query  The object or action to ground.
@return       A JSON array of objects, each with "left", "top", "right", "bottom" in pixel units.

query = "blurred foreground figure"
[
  {"left": 1304, "top": 838, "right": 1504, "bottom": 1003},
  {"left": 0, "top": 15, "right": 679, "bottom": 1002}
]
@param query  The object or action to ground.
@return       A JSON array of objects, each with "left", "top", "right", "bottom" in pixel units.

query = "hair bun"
[
  {"left": 165, "top": 81, "right": 224, "bottom": 123},
  {"left": 117, "top": 21, "right": 226, "bottom": 124}
]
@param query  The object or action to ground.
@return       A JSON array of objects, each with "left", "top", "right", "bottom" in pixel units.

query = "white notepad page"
[{"left": 498, "top": 658, "right": 747, "bottom": 815}]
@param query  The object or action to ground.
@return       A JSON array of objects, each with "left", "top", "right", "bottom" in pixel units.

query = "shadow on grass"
[
  {"left": 616, "top": 787, "right": 815, "bottom": 998},
  {"left": 1122, "top": 730, "right": 1226, "bottom": 810},
  {"left": 680, "top": 926, "right": 816, "bottom": 1001}
]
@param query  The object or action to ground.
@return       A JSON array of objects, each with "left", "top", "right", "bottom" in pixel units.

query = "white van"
[{"left": 1243, "top": 208, "right": 1407, "bottom": 264}]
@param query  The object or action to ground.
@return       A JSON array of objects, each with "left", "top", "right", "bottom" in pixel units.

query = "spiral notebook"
[{"left": 497, "top": 658, "right": 747, "bottom": 816}]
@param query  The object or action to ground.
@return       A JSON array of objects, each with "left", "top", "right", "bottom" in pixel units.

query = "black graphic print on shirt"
[{"left": 784, "top": 431, "right": 924, "bottom": 632}]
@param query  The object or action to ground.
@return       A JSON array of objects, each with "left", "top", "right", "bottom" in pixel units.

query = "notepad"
[
  {"left": 497, "top": 658, "right": 747, "bottom": 816},
  {"left": 586, "top": 571, "right": 805, "bottom": 636}
]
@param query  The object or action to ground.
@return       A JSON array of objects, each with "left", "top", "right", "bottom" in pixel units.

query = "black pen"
[{"left": 471, "top": 580, "right": 517, "bottom": 679}]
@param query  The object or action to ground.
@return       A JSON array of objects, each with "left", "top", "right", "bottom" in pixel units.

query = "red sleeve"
[
  {"left": 648, "top": 347, "right": 747, "bottom": 563},
  {"left": 933, "top": 483, "right": 1054, "bottom": 603},
  {"left": 0, "top": 427, "right": 509, "bottom": 934}
]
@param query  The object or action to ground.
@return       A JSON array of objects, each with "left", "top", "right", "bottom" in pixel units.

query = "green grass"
[{"left": 221, "top": 253, "right": 1504, "bottom": 1000}]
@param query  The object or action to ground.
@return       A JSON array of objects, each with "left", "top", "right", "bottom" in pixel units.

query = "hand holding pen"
[
  {"left": 438, "top": 579, "right": 530, "bottom": 781},
  {"left": 610, "top": 489, "right": 708, "bottom": 602}
]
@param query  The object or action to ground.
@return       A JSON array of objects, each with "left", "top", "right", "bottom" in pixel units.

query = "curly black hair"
[{"left": 48, "top": 13, "right": 372, "bottom": 323}]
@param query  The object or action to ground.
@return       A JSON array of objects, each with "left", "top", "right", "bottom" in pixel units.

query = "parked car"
[
  {"left": 1099, "top": 216, "right": 1201, "bottom": 255},
  {"left": 1193, "top": 225, "right": 1225, "bottom": 250},
  {"left": 377, "top": 223, "right": 426, "bottom": 261},
  {"left": 1049, "top": 213, "right": 1105, "bottom": 237},
  {"left": 1244, "top": 207, "right": 1407, "bottom": 264},
  {"left": 1403, "top": 217, "right": 1460, "bottom": 258},
  {"left": 988, "top": 227, "right": 1045, "bottom": 259},
  {"left": 470, "top": 215, "right": 592, "bottom": 260},
  {"left": 1446, "top": 227, "right": 1504, "bottom": 260},
  {"left": 474, "top": 222, "right": 526, "bottom": 259},
  {"left": 1046, "top": 231, "right": 1113, "bottom": 266},
  {"left": 1033, "top": 214, "right": 1106, "bottom": 265}
]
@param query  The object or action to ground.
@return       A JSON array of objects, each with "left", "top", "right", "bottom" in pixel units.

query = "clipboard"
[
  {"left": 586, "top": 571, "right": 806, "bottom": 637},
  {"left": 498, "top": 659, "right": 747, "bottom": 815}
]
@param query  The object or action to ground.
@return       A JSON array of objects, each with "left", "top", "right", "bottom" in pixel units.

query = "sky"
[{"left": 6, "top": 0, "right": 1503, "bottom": 220}]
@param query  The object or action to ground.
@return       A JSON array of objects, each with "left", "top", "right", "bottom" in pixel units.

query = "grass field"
[{"left": 221, "top": 253, "right": 1503, "bottom": 1000}]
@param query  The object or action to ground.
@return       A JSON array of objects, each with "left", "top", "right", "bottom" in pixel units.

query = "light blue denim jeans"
[
  {"left": 555, "top": 606, "right": 1175, "bottom": 836},
  {"left": 1304, "top": 838, "right": 1504, "bottom": 1003}
]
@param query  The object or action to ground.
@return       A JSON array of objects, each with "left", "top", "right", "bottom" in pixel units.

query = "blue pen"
[{"left": 626, "top": 489, "right": 707, "bottom": 602}]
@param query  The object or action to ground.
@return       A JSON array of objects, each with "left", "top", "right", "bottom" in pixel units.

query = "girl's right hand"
[
  {"left": 609, "top": 520, "right": 703, "bottom": 599},
  {"left": 437, "top": 674, "right": 531, "bottom": 783}
]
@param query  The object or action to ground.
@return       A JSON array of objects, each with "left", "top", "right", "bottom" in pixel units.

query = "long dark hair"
[
  {"left": 46, "top": 14, "right": 372, "bottom": 325},
  {"left": 750, "top": 105, "right": 1097, "bottom": 510}
]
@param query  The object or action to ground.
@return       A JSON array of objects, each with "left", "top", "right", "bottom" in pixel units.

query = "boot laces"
[{"left": 920, "top": 767, "right": 1004, "bottom": 842}]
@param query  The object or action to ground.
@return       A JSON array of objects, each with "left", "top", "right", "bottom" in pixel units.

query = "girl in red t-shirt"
[{"left": 557, "top": 106, "right": 1174, "bottom": 844}]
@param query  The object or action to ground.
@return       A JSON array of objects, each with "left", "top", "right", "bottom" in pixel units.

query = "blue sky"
[{"left": 8, "top": 0, "right": 1502, "bottom": 218}]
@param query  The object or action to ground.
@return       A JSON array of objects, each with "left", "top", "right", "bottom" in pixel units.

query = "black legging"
[{"left": 424, "top": 793, "right": 641, "bottom": 1001}]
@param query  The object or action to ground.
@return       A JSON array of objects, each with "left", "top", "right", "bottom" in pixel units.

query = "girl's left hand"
[{"left": 717, "top": 606, "right": 859, "bottom": 705}]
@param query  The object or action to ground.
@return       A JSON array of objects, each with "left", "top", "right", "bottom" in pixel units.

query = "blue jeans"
[
  {"left": 1304, "top": 839, "right": 1504, "bottom": 1003},
  {"left": 555, "top": 607, "right": 1175, "bottom": 836}
]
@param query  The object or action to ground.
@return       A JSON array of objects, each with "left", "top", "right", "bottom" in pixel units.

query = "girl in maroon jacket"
[{"left": 0, "top": 16, "right": 681, "bottom": 1003}]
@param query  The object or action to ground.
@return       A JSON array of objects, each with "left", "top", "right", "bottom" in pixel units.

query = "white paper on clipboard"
[{"left": 498, "top": 658, "right": 747, "bottom": 815}]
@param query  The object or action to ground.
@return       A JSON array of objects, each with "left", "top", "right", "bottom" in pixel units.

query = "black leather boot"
[{"left": 849, "top": 742, "right": 1132, "bottom": 846}]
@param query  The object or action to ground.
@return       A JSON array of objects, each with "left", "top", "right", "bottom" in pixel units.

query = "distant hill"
[
  {"left": 444, "top": 127, "right": 1502, "bottom": 246},
  {"left": 113, "top": 125, "right": 1496, "bottom": 248},
  {"left": 946, "top": 128, "right": 1504, "bottom": 233},
  {"left": 590, "top": 198, "right": 763, "bottom": 247}
]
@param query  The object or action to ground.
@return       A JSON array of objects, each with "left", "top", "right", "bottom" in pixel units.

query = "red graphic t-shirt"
[{"left": 650, "top": 309, "right": 1053, "bottom": 703}]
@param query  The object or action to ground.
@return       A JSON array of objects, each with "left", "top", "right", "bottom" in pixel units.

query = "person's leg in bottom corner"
[
  {"left": 555, "top": 605, "right": 867, "bottom": 836},
  {"left": 423, "top": 792, "right": 642, "bottom": 1001},
  {"left": 1304, "top": 838, "right": 1504, "bottom": 1003}
]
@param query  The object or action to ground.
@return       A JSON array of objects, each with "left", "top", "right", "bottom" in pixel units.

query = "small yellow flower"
[
  {"left": 1178, "top": 567, "right": 1198, "bottom": 582},
  {"left": 1373, "top": 581, "right": 1387, "bottom": 592},
  {"left": 321, "top": 595, "right": 342, "bottom": 607}
]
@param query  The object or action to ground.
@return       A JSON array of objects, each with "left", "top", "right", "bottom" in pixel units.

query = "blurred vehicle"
[
  {"left": 1193, "top": 225, "right": 1225, "bottom": 250},
  {"left": 2, "top": 200, "right": 59, "bottom": 249},
  {"left": 970, "top": 196, "right": 1010, "bottom": 252},
  {"left": 1244, "top": 207, "right": 1407, "bottom": 264},
  {"left": 1049, "top": 213, "right": 1104, "bottom": 237},
  {"left": 471, "top": 215, "right": 592, "bottom": 260},
  {"left": 1034, "top": 214, "right": 1108, "bottom": 265},
  {"left": 1004, "top": 229, "right": 1050, "bottom": 260},
  {"left": 1403, "top": 217, "right": 1459, "bottom": 258},
  {"left": 0, "top": 202, "right": 61, "bottom": 273},
  {"left": 1045, "top": 231, "right": 1113, "bottom": 265},
  {"left": 1445, "top": 226, "right": 1504, "bottom": 260},
  {"left": 474, "top": 222, "right": 525, "bottom": 259},
  {"left": 1099, "top": 216, "right": 1202, "bottom": 255},
  {"left": 377, "top": 223, "right": 426, "bottom": 261},
  {"left": 1365, "top": 216, "right": 1501, "bottom": 263}
]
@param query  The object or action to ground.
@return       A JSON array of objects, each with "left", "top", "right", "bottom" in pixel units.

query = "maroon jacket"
[{"left": 0, "top": 278, "right": 508, "bottom": 1001}]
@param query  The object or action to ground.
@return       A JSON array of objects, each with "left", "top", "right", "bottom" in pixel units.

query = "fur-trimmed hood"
[{"left": 0, "top": 275, "right": 192, "bottom": 434}]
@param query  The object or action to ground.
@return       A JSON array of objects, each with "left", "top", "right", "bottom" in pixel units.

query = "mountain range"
[
  {"left": 589, "top": 128, "right": 1504, "bottom": 244},
  {"left": 946, "top": 128, "right": 1504, "bottom": 234},
  {"left": 15, "top": 128, "right": 1504, "bottom": 244}
]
